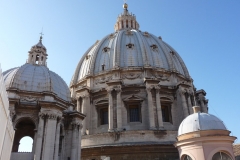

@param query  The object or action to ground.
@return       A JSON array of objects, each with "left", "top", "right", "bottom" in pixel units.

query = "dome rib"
[
  {"left": 71, "top": 42, "right": 98, "bottom": 86},
  {"left": 90, "top": 35, "right": 109, "bottom": 75},
  {"left": 149, "top": 34, "right": 173, "bottom": 70},
  {"left": 163, "top": 42, "right": 190, "bottom": 78},
  {"left": 114, "top": 31, "right": 123, "bottom": 67}
]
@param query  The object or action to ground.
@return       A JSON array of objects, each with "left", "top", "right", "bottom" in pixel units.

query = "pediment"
[{"left": 123, "top": 95, "right": 144, "bottom": 102}]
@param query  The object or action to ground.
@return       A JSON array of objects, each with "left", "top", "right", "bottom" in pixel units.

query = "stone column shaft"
[
  {"left": 77, "top": 98, "right": 81, "bottom": 112},
  {"left": 147, "top": 88, "right": 156, "bottom": 130},
  {"left": 81, "top": 95, "right": 89, "bottom": 135},
  {"left": 71, "top": 125, "right": 77, "bottom": 160},
  {"left": 34, "top": 114, "right": 44, "bottom": 160},
  {"left": 156, "top": 90, "right": 164, "bottom": 129},
  {"left": 77, "top": 125, "right": 83, "bottom": 160},
  {"left": 179, "top": 88, "right": 189, "bottom": 118},
  {"left": 187, "top": 95, "right": 193, "bottom": 114},
  {"left": 108, "top": 90, "right": 114, "bottom": 132},
  {"left": 42, "top": 116, "right": 57, "bottom": 160},
  {"left": 116, "top": 90, "right": 122, "bottom": 130},
  {"left": 54, "top": 120, "right": 61, "bottom": 160}
]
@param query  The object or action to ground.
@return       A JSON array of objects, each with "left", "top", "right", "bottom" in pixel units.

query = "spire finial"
[
  {"left": 39, "top": 28, "right": 44, "bottom": 42},
  {"left": 123, "top": 0, "right": 128, "bottom": 9}
]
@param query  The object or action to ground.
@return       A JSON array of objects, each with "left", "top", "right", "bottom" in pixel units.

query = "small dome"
[
  {"left": 178, "top": 112, "right": 227, "bottom": 136},
  {"left": 3, "top": 63, "right": 71, "bottom": 101}
]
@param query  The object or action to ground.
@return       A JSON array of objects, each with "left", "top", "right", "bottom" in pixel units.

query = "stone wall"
[
  {"left": 0, "top": 68, "right": 14, "bottom": 160},
  {"left": 10, "top": 152, "right": 32, "bottom": 160}
]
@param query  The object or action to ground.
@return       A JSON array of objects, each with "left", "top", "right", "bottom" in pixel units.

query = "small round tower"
[{"left": 175, "top": 106, "right": 236, "bottom": 160}]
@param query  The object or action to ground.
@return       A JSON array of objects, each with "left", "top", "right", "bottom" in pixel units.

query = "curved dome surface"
[
  {"left": 71, "top": 29, "right": 190, "bottom": 85},
  {"left": 178, "top": 112, "right": 227, "bottom": 136},
  {"left": 3, "top": 63, "right": 71, "bottom": 101}
]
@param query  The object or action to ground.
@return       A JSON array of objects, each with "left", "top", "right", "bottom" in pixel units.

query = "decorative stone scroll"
[
  {"left": 121, "top": 72, "right": 142, "bottom": 80},
  {"left": 95, "top": 76, "right": 113, "bottom": 85},
  {"left": 20, "top": 96, "right": 44, "bottom": 102},
  {"left": 149, "top": 72, "right": 169, "bottom": 81},
  {"left": 71, "top": 118, "right": 83, "bottom": 130}
]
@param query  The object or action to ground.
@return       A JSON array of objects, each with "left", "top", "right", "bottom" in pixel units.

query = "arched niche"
[{"left": 12, "top": 118, "right": 36, "bottom": 152}]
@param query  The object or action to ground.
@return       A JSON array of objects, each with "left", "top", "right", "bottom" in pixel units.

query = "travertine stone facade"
[
  {"left": 70, "top": 4, "right": 209, "bottom": 160},
  {"left": 0, "top": 68, "right": 15, "bottom": 160}
]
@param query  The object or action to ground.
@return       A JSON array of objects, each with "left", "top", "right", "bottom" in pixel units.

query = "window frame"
[{"left": 126, "top": 102, "right": 142, "bottom": 123}]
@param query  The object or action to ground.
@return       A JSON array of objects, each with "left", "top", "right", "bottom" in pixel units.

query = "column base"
[
  {"left": 158, "top": 127, "right": 165, "bottom": 131},
  {"left": 108, "top": 129, "right": 114, "bottom": 132},
  {"left": 150, "top": 127, "right": 157, "bottom": 130}
]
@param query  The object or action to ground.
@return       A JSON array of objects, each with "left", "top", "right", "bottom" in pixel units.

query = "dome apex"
[
  {"left": 114, "top": 3, "right": 139, "bottom": 31},
  {"left": 123, "top": 3, "right": 128, "bottom": 9}
]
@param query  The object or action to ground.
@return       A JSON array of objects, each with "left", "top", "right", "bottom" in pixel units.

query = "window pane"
[
  {"left": 212, "top": 152, "right": 232, "bottom": 160},
  {"left": 130, "top": 106, "right": 140, "bottom": 122},
  {"left": 183, "top": 155, "right": 193, "bottom": 160},
  {"left": 101, "top": 108, "right": 108, "bottom": 125}
]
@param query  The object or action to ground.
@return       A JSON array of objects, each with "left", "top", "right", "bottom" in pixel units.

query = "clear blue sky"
[{"left": 0, "top": 0, "right": 239, "bottom": 150}]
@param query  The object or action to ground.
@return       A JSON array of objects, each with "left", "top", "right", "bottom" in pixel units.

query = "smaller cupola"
[
  {"left": 114, "top": 3, "right": 140, "bottom": 31},
  {"left": 27, "top": 35, "right": 48, "bottom": 66}
]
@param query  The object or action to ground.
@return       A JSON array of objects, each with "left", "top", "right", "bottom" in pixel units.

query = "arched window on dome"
[
  {"left": 212, "top": 152, "right": 232, "bottom": 160},
  {"left": 95, "top": 100, "right": 109, "bottom": 126},
  {"left": 182, "top": 155, "right": 193, "bottom": 160},
  {"left": 36, "top": 54, "right": 39, "bottom": 64},
  {"left": 18, "top": 136, "right": 33, "bottom": 152},
  {"left": 160, "top": 97, "right": 172, "bottom": 123},
  {"left": 126, "top": 20, "right": 129, "bottom": 28}
]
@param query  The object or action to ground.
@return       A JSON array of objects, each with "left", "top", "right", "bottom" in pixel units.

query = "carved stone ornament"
[
  {"left": 121, "top": 72, "right": 142, "bottom": 80},
  {"left": 95, "top": 76, "right": 113, "bottom": 85},
  {"left": 20, "top": 96, "right": 44, "bottom": 102},
  {"left": 149, "top": 72, "right": 169, "bottom": 81},
  {"left": 71, "top": 118, "right": 83, "bottom": 129},
  {"left": 39, "top": 112, "right": 62, "bottom": 120}
]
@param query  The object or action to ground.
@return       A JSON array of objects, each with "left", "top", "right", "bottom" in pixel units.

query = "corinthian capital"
[
  {"left": 106, "top": 87, "right": 113, "bottom": 93},
  {"left": 71, "top": 118, "right": 83, "bottom": 130}
]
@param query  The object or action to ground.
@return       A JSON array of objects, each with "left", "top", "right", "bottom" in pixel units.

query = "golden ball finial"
[{"left": 123, "top": 3, "right": 128, "bottom": 9}]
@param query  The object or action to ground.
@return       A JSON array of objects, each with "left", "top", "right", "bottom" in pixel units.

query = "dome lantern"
[
  {"left": 27, "top": 35, "right": 48, "bottom": 66},
  {"left": 114, "top": 3, "right": 140, "bottom": 31}
]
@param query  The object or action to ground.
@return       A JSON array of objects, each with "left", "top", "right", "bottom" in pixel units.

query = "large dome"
[
  {"left": 178, "top": 107, "right": 227, "bottom": 136},
  {"left": 71, "top": 13, "right": 189, "bottom": 85},
  {"left": 3, "top": 64, "right": 71, "bottom": 102}
]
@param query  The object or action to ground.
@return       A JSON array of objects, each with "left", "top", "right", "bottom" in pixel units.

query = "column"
[
  {"left": 187, "top": 93, "right": 193, "bottom": 114},
  {"left": 155, "top": 88, "right": 164, "bottom": 129},
  {"left": 77, "top": 98, "right": 81, "bottom": 112},
  {"left": 108, "top": 89, "right": 114, "bottom": 132},
  {"left": 42, "top": 113, "right": 58, "bottom": 160},
  {"left": 81, "top": 94, "right": 89, "bottom": 135},
  {"left": 71, "top": 123, "right": 78, "bottom": 160},
  {"left": 34, "top": 113, "right": 45, "bottom": 160},
  {"left": 179, "top": 86, "right": 189, "bottom": 118},
  {"left": 133, "top": 21, "right": 136, "bottom": 29},
  {"left": 31, "top": 129, "right": 37, "bottom": 159},
  {"left": 54, "top": 118, "right": 61, "bottom": 160},
  {"left": 116, "top": 88, "right": 122, "bottom": 131},
  {"left": 77, "top": 124, "right": 83, "bottom": 160},
  {"left": 147, "top": 87, "right": 156, "bottom": 130}
]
